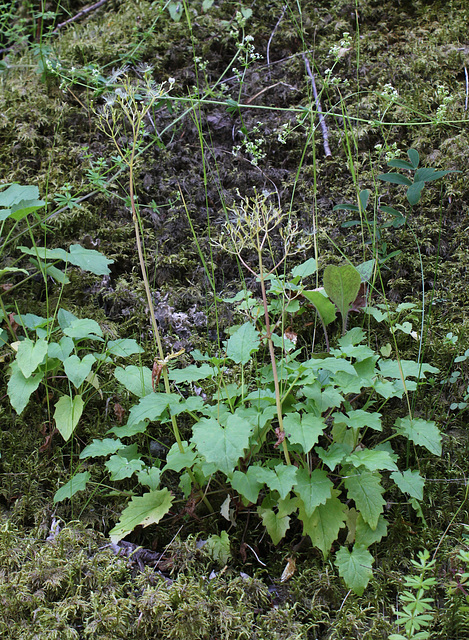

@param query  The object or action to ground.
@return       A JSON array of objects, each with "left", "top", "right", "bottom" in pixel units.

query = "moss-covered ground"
[{"left": 1, "top": 0, "right": 469, "bottom": 637}]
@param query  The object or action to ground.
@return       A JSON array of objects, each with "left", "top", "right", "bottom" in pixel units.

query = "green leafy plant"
[
  {"left": 74, "top": 191, "right": 443, "bottom": 596},
  {"left": 335, "top": 149, "right": 460, "bottom": 263},
  {"left": 0, "top": 183, "right": 117, "bottom": 458},
  {"left": 446, "top": 543, "right": 469, "bottom": 627},
  {"left": 378, "top": 148, "right": 458, "bottom": 206},
  {"left": 8, "top": 308, "right": 143, "bottom": 440},
  {"left": 167, "top": 0, "right": 216, "bottom": 22},
  {"left": 389, "top": 549, "right": 437, "bottom": 640}
]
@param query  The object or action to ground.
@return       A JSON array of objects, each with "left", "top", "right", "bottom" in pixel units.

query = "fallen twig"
[
  {"left": 465, "top": 66, "right": 468, "bottom": 112},
  {"left": 266, "top": 4, "right": 287, "bottom": 79},
  {"left": 302, "top": 54, "right": 332, "bottom": 157},
  {"left": 52, "top": 0, "right": 110, "bottom": 33}
]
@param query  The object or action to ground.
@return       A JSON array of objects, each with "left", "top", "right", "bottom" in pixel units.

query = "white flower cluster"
[
  {"left": 379, "top": 83, "right": 399, "bottom": 101},
  {"left": 434, "top": 84, "right": 453, "bottom": 123},
  {"left": 328, "top": 32, "right": 352, "bottom": 60},
  {"left": 374, "top": 141, "right": 401, "bottom": 162}
]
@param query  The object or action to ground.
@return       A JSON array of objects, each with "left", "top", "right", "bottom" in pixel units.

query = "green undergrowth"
[
  {"left": 1, "top": 520, "right": 469, "bottom": 639},
  {"left": 1, "top": 0, "right": 469, "bottom": 637},
  {"left": 0, "top": 521, "right": 354, "bottom": 640}
]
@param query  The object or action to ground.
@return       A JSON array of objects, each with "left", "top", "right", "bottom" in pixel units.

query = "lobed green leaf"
[
  {"left": 226, "top": 322, "right": 260, "bottom": 365},
  {"left": 192, "top": 415, "right": 252, "bottom": 476},
  {"left": 299, "top": 491, "right": 346, "bottom": 557},
  {"left": 294, "top": 468, "right": 333, "bottom": 517},
  {"left": 391, "top": 469, "right": 425, "bottom": 500},
  {"left": 344, "top": 470, "right": 385, "bottom": 530},
  {"left": 335, "top": 545, "right": 374, "bottom": 595},
  {"left": 394, "top": 417, "right": 441, "bottom": 456}
]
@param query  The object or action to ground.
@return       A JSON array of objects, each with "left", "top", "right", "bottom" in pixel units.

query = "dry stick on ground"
[
  {"left": 465, "top": 66, "right": 468, "bottom": 112},
  {"left": 52, "top": 0, "right": 110, "bottom": 33},
  {"left": 302, "top": 55, "right": 332, "bottom": 158},
  {"left": 266, "top": 4, "right": 288, "bottom": 80}
]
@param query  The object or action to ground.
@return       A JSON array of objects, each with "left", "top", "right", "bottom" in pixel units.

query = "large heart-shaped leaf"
[
  {"left": 7, "top": 361, "right": 43, "bottom": 414},
  {"left": 192, "top": 415, "right": 252, "bottom": 476},
  {"left": 323, "top": 265, "right": 361, "bottom": 333},
  {"left": 54, "top": 394, "right": 84, "bottom": 441},
  {"left": 64, "top": 354, "right": 95, "bottom": 388},
  {"left": 16, "top": 338, "right": 48, "bottom": 378},
  {"left": 335, "top": 545, "right": 374, "bottom": 596}
]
